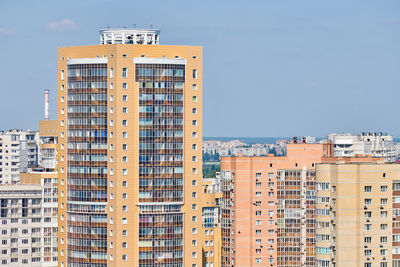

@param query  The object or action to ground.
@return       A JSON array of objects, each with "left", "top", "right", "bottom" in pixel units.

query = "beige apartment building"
[
  {"left": 315, "top": 157, "right": 400, "bottom": 267},
  {"left": 57, "top": 28, "right": 213, "bottom": 267}
]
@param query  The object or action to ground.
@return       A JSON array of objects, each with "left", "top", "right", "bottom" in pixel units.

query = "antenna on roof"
[
  {"left": 150, "top": 24, "right": 153, "bottom": 28},
  {"left": 133, "top": 24, "right": 136, "bottom": 28}
]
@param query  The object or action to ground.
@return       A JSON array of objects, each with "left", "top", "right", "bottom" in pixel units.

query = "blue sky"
[{"left": 0, "top": 0, "right": 399, "bottom": 137}]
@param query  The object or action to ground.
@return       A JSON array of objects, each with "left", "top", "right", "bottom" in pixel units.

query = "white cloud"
[
  {"left": 0, "top": 28, "right": 13, "bottom": 35},
  {"left": 46, "top": 19, "right": 79, "bottom": 32},
  {"left": 380, "top": 17, "right": 399, "bottom": 24}
]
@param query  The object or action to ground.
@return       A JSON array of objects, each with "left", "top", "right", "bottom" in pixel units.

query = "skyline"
[{"left": 0, "top": 0, "right": 399, "bottom": 137}]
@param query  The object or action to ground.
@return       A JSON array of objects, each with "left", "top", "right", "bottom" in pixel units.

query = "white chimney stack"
[{"left": 44, "top": 89, "right": 49, "bottom": 120}]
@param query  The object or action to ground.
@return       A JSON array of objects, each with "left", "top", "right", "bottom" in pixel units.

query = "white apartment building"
[
  {"left": 329, "top": 132, "right": 398, "bottom": 162},
  {"left": 0, "top": 174, "right": 58, "bottom": 266},
  {"left": 0, "top": 130, "right": 39, "bottom": 184}
]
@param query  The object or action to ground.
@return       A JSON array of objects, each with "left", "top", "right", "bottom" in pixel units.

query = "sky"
[{"left": 0, "top": 0, "right": 399, "bottom": 137}]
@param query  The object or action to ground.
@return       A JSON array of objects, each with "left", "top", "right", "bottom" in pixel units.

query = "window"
[
  {"left": 192, "top": 120, "right": 197, "bottom": 126},
  {"left": 122, "top": 68, "right": 127, "bottom": 78},
  {"left": 122, "top": 205, "right": 127, "bottom": 212},
  {"left": 192, "top": 84, "right": 198, "bottom": 90},
  {"left": 122, "top": 193, "right": 127, "bottom": 199},
  {"left": 192, "top": 252, "right": 197, "bottom": 258},
  {"left": 192, "top": 204, "right": 197, "bottom": 210},
  {"left": 122, "top": 218, "right": 127, "bottom": 224},
  {"left": 122, "top": 169, "right": 127, "bottom": 175},
  {"left": 381, "top": 211, "right": 388, "bottom": 218},
  {"left": 381, "top": 186, "right": 388, "bottom": 192},
  {"left": 256, "top": 258, "right": 261, "bottom": 264},
  {"left": 122, "top": 181, "right": 127, "bottom": 187},
  {"left": 192, "top": 216, "right": 197, "bottom": 222},
  {"left": 192, "top": 192, "right": 197, "bottom": 198},
  {"left": 193, "top": 69, "right": 197, "bottom": 79},
  {"left": 122, "top": 83, "right": 127, "bottom": 89},
  {"left": 122, "top": 254, "right": 127, "bottom": 261},
  {"left": 123, "top": 107, "right": 127, "bottom": 114},
  {"left": 364, "top": 237, "right": 371, "bottom": 243},
  {"left": 110, "top": 68, "right": 113, "bottom": 78},
  {"left": 61, "top": 70, "right": 65, "bottom": 80},
  {"left": 365, "top": 224, "right": 372, "bottom": 230},
  {"left": 256, "top": 182, "right": 261, "bottom": 188},
  {"left": 256, "top": 192, "right": 261, "bottom": 197},
  {"left": 365, "top": 186, "right": 372, "bottom": 192},
  {"left": 381, "top": 236, "right": 388, "bottom": 243},
  {"left": 381, "top": 224, "right": 387, "bottom": 230},
  {"left": 192, "top": 156, "right": 197, "bottom": 162},
  {"left": 381, "top": 198, "right": 388, "bottom": 205},
  {"left": 365, "top": 199, "right": 372, "bottom": 205},
  {"left": 192, "top": 96, "right": 197, "bottom": 102},
  {"left": 122, "top": 144, "right": 127, "bottom": 150},
  {"left": 192, "top": 132, "right": 197, "bottom": 138},
  {"left": 123, "top": 132, "right": 128, "bottom": 138},
  {"left": 256, "top": 220, "right": 262, "bottom": 225},
  {"left": 192, "top": 228, "right": 197, "bottom": 234},
  {"left": 122, "top": 95, "right": 127, "bottom": 101},
  {"left": 192, "top": 144, "right": 197, "bottom": 150},
  {"left": 192, "top": 108, "right": 197, "bottom": 114},
  {"left": 192, "top": 180, "right": 197, "bottom": 186},
  {"left": 122, "top": 120, "right": 127, "bottom": 126},
  {"left": 256, "top": 211, "right": 262, "bottom": 216}
]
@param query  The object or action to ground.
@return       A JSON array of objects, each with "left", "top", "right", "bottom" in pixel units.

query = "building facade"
[
  {"left": 220, "top": 142, "right": 333, "bottom": 266},
  {"left": 0, "top": 170, "right": 58, "bottom": 266},
  {"left": 0, "top": 129, "right": 39, "bottom": 184},
  {"left": 57, "top": 28, "right": 206, "bottom": 267},
  {"left": 315, "top": 157, "right": 400, "bottom": 267}
]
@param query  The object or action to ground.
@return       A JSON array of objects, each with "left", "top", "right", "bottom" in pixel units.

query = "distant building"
[
  {"left": 0, "top": 119, "right": 60, "bottom": 266},
  {"left": 0, "top": 130, "right": 39, "bottom": 184},
  {"left": 329, "top": 132, "right": 397, "bottom": 162}
]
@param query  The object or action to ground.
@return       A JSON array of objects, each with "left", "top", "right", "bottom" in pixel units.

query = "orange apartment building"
[
  {"left": 220, "top": 140, "right": 333, "bottom": 267},
  {"left": 57, "top": 28, "right": 211, "bottom": 267}
]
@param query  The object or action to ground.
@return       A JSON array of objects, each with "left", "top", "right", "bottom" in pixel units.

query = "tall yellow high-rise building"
[{"left": 57, "top": 28, "right": 207, "bottom": 267}]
